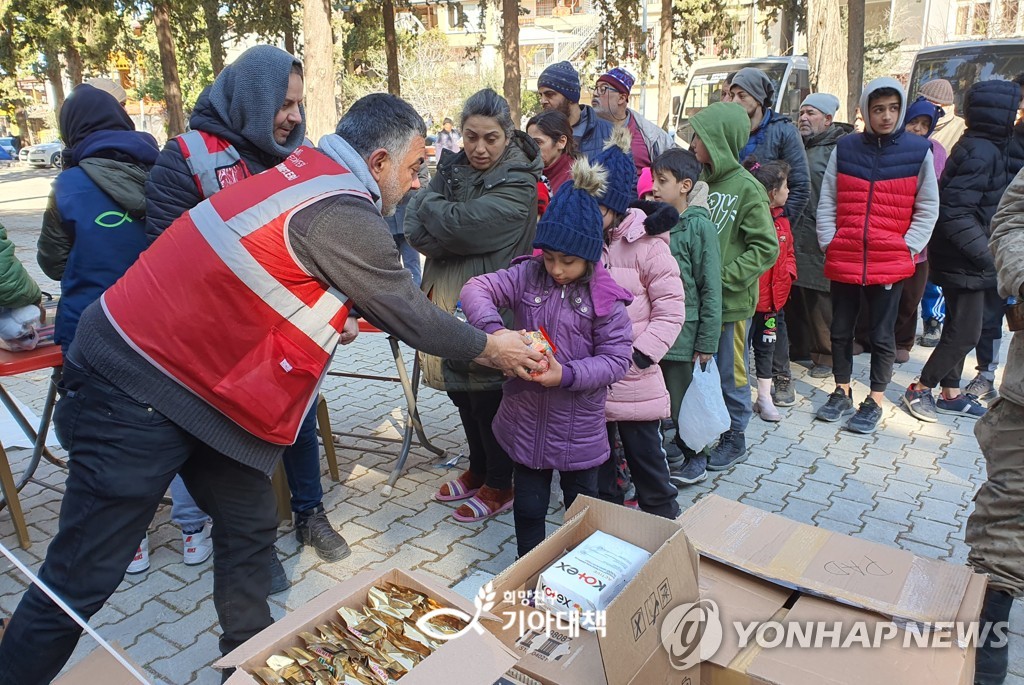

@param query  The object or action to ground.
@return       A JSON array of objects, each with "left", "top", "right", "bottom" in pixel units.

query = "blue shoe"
[
  {"left": 902, "top": 385, "right": 937, "bottom": 422},
  {"left": 935, "top": 394, "right": 986, "bottom": 418}
]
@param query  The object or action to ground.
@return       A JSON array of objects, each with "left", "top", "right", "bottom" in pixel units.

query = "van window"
[
  {"left": 780, "top": 67, "right": 811, "bottom": 119},
  {"left": 683, "top": 62, "right": 790, "bottom": 118},
  {"left": 910, "top": 44, "right": 1024, "bottom": 111}
]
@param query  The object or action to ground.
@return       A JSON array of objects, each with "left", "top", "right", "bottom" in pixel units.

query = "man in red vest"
[
  {"left": 145, "top": 45, "right": 350, "bottom": 582},
  {"left": 0, "top": 93, "right": 542, "bottom": 683}
]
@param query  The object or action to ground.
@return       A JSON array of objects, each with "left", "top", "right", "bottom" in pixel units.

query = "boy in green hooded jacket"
[{"left": 688, "top": 102, "right": 778, "bottom": 475}]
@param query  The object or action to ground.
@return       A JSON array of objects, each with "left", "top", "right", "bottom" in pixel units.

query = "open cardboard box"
[
  {"left": 53, "top": 643, "right": 150, "bottom": 685},
  {"left": 216, "top": 567, "right": 519, "bottom": 684},
  {"left": 680, "top": 495, "right": 988, "bottom": 685},
  {"left": 489, "top": 495, "right": 701, "bottom": 685}
]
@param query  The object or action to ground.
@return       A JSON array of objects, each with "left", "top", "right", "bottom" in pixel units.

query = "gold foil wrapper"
[{"left": 252, "top": 583, "right": 463, "bottom": 684}]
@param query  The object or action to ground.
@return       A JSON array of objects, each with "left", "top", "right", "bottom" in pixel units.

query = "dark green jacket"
[
  {"left": 664, "top": 183, "right": 723, "bottom": 360},
  {"left": 0, "top": 225, "right": 41, "bottom": 309},
  {"left": 792, "top": 123, "right": 852, "bottom": 292},
  {"left": 405, "top": 130, "right": 542, "bottom": 391},
  {"left": 690, "top": 103, "right": 778, "bottom": 323}
]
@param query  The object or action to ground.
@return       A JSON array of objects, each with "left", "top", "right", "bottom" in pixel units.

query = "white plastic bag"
[{"left": 677, "top": 357, "right": 731, "bottom": 452}]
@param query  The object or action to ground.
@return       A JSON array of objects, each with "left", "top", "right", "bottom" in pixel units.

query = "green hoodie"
[{"left": 690, "top": 103, "right": 778, "bottom": 323}]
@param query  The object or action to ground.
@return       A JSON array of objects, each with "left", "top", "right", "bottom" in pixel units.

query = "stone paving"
[{"left": 0, "top": 165, "right": 1022, "bottom": 683}]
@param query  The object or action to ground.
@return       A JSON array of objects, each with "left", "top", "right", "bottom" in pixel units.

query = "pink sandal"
[
  {"left": 435, "top": 472, "right": 482, "bottom": 502},
  {"left": 453, "top": 486, "right": 514, "bottom": 522}
]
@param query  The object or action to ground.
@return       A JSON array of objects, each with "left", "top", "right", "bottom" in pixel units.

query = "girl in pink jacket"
[{"left": 593, "top": 129, "right": 686, "bottom": 518}]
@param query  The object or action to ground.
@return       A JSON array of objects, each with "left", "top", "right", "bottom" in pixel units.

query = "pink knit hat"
[
  {"left": 918, "top": 79, "right": 955, "bottom": 107},
  {"left": 637, "top": 166, "right": 654, "bottom": 198}
]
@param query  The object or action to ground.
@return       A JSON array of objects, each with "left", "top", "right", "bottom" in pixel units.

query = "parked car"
[
  {"left": 0, "top": 137, "right": 15, "bottom": 159},
  {"left": 18, "top": 147, "right": 30, "bottom": 163},
  {"left": 667, "top": 55, "right": 811, "bottom": 146},
  {"left": 909, "top": 39, "right": 1024, "bottom": 113},
  {"left": 26, "top": 142, "right": 64, "bottom": 169}
]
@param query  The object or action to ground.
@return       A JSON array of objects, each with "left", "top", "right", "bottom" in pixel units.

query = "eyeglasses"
[{"left": 593, "top": 85, "right": 616, "bottom": 96}]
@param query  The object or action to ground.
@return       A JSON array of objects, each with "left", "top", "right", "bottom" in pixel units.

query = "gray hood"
[{"left": 859, "top": 77, "right": 907, "bottom": 136}]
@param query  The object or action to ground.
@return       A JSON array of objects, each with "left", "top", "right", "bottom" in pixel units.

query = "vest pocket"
[{"left": 213, "top": 326, "right": 320, "bottom": 441}]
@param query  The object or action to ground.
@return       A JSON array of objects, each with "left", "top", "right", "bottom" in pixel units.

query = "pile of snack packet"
[{"left": 252, "top": 583, "right": 468, "bottom": 684}]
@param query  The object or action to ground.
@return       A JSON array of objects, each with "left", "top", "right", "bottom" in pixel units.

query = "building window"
[{"left": 954, "top": 0, "right": 994, "bottom": 36}]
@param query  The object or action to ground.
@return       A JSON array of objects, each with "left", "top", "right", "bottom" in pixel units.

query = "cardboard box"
[
  {"left": 54, "top": 643, "right": 151, "bottom": 685},
  {"left": 216, "top": 567, "right": 519, "bottom": 684},
  {"left": 490, "top": 496, "right": 701, "bottom": 685},
  {"left": 680, "top": 495, "right": 988, "bottom": 685}
]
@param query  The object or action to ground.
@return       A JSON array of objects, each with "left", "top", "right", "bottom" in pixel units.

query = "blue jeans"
[
  {"left": 0, "top": 352, "right": 277, "bottom": 682},
  {"left": 922, "top": 281, "right": 945, "bottom": 323},
  {"left": 393, "top": 234, "right": 422, "bottom": 287},
  {"left": 172, "top": 405, "right": 322, "bottom": 518},
  {"left": 718, "top": 320, "right": 752, "bottom": 433}
]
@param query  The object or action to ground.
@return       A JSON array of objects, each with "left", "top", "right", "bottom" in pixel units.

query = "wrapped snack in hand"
[{"left": 523, "top": 327, "right": 557, "bottom": 376}]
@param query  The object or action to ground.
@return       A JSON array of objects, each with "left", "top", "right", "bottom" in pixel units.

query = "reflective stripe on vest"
[
  {"left": 102, "top": 146, "right": 371, "bottom": 444},
  {"left": 178, "top": 130, "right": 252, "bottom": 199}
]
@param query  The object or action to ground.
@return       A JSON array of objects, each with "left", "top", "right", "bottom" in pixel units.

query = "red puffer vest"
[
  {"left": 825, "top": 131, "right": 932, "bottom": 285},
  {"left": 757, "top": 208, "right": 797, "bottom": 312}
]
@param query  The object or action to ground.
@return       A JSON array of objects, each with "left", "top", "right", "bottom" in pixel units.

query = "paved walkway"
[{"left": 0, "top": 165, "right": 1020, "bottom": 683}]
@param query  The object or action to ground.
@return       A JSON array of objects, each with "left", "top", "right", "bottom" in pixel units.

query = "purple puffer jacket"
[{"left": 461, "top": 256, "right": 633, "bottom": 471}]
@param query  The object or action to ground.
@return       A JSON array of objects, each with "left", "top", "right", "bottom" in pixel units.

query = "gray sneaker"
[
  {"left": 845, "top": 398, "right": 883, "bottom": 434},
  {"left": 669, "top": 453, "right": 707, "bottom": 485},
  {"left": 772, "top": 376, "right": 796, "bottom": 407},
  {"left": 902, "top": 385, "right": 938, "bottom": 422},
  {"left": 809, "top": 364, "right": 833, "bottom": 379},
  {"left": 965, "top": 374, "right": 998, "bottom": 402},
  {"left": 816, "top": 388, "right": 854, "bottom": 422},
  {"left": 920, "top": 319, "right": 941, "bottom": 347}
]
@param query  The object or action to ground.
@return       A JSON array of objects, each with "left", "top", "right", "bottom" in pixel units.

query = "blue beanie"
[
  {"left": 904, "top": 96, "right": 943, "bottom": 138},
  {"left": 538, "top": 61, "right": 581, "bottom": 104},
  {"left": 534, "top": 159, "right": 607, "bottom": 262},
  {"left": 593, "top": 126, "right": 637, "bottom": 215}
]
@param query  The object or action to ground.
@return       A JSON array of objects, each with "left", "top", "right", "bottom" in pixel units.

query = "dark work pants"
[
  {"left": 920, "top": 288, "right": 985, "bottom": 390},
  {"left": 0, "top": 354, "right": 277, "bottom": 683},
  {"left": 598, "top": 422, "right": 679, "bottom": 519},
  {"left": 975, "top": 286, "right": 1005, "bottom": 381},
  {"left": 831, "top": 281, "right": 903, "bottom": 392},
  {"left": 513, "top": 463, "right": 599, "bottom": 557},
  {"left": 448, "top": 390, "right": 514, "bottom": 490},
  {"left": 856, "top": 261, "right": 929, "bottom": 352},
  {"left": 782, "top": 286, "right": 833, "bottom": 370},
  {"left": 283, "top": 404, "right": 324, "bottom": 514},
  {"left": 752, "top": 311, "right": 779, "bottom": 380}
]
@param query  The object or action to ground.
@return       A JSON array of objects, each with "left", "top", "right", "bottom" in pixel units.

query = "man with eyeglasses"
[
  {"left": 591, "top": 67, "right": 676, "bottom": 173},
  {"left": 537, "top": 60, "right": 613, "bottom": 161}
]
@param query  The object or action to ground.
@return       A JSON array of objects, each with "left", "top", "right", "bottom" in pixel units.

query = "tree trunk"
[
  {"left": 382, "top": 0, "right": 401, "bottom": 96},
  {"left": 44, "top": 47, "right": 65, "bottom": 112},
  {"left": 778, "top": 7, "right": 794, "bottom": 55},
  {"left": 501, "top": 0, "right": 521, "bottom": 124},
  {"left": 154, "top": 1, "right": 186, "bottom": 136},
  {"left": 657, "top": 0, "right": 672, "bottom": 129},
  {"left": 281, "top": 0, "right": 296, "bottom": 55},
  {"left": 302, "top": 0, "right": 337, "bottom": 140},
  {"left": 202, "top": 0, "right": 227, "bottom": 75},
  {"left": 66, "top": 44, "right": 84, "bottom": 86},
  {"left": 846, "top": 0, "right": 865, "bottom": 123},
  {"left": 15, "top": 109, "right": 32, "bottom": 147},
  {"left": 808, "top": 0, "right": 848, "bottom": 119}
]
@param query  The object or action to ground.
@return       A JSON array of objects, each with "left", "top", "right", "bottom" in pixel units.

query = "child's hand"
[
  {"left": 693, "top": 352, "right": 713, "bottom": 370},
  {"left": 531, "top": 348, "right": 563, "bottom": 387}
]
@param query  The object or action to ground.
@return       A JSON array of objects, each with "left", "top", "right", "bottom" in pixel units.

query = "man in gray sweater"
[
  {"left": 967, "top": 167, "right": 1024, "bottom": 685},
  {"left": 0, "top": 94, "right": 542, "bottom": 684}
]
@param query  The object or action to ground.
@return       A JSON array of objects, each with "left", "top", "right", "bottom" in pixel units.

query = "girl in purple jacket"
[{"left": 461, "top": 160, "right": 634, "bottom": 557}]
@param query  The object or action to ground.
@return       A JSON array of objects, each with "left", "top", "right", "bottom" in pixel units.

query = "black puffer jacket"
[{"left": 929, "top": 80, "right": 1020, "bottom": 291}]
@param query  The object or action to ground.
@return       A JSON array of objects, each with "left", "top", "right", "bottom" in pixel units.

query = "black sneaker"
[
  {"left": 845, "top": 398, "right": 883, "bottom": 434},
  {"left": 664, "top": 439, "right": 684, "bottom": 469},
  {"left": 707, "top": 430, "right": 747, "bottom": 472},
  {"left": 772, "top": 376, "right": 796, "bottom": 407},
  {"left": 816, "top": 388, "right": 854, "bottom": 422},
  {"left": 296, "top": 504, "right": 352, "bottom": 562},
  {"left": 269, "top": 546, "right": 289, "bottom": 595},
  {"left": 808, "top": 364, "right": 833, "bottom": 379},
  {"left": 920, "top": 318, "right": 941, "bottom": 347},
  {"left": 669, "top": 453, "right": 707, "bottom": 485}
]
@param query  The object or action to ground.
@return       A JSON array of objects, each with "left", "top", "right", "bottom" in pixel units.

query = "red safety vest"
[
  {"left": 177, "top": 129, "right": 253, "bottom": 198},
  {"left": 101, "top": 146, "right": 370, "bottom": 444}
]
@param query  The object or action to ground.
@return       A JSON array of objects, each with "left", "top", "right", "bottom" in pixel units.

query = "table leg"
[
  {"left": 272, "top": 462, "right": 292, "bottom": 525},
  {"left": 0, "top": 442, "right": 30, "bottom": 548},
  {"left": 316, "top": 395, "right": 340, "bottom": 483}
]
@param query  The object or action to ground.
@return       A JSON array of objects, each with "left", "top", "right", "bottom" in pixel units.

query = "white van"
[
  {"left": 909, "top": 39, "right": 1024, "bottom": 111},
  {"left": 667, "top": 55, "right": 810, "bottom": 145}
]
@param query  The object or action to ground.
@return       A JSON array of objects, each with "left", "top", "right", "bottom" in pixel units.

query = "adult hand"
[
  {"left": 340, "top": 316, "right": 360, "bottom": 345},
  {"left": 693, "top": 352, "right": 713, "bottom": 370},
  {"left": 476, "top": 329, "right": 543, "bottom": 379},
  {"left": 530, "top": 349, "right": 563, "bottom": 388}
]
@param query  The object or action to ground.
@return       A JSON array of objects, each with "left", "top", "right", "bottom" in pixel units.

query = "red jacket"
[{"left": 758, "top": 208, "right": 797, "bottom": 312}]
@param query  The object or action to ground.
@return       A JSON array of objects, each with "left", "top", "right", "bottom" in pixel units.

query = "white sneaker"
[
  {"left": 126, "top": 535, "right": 150, "bottom": 575},
  {"left": 182, "top": 526, "right": 213, "bottom": 565}
]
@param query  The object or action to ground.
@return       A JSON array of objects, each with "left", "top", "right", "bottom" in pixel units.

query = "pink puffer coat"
[{"left": 602, "top": 205, "right": 685, "bottom": 422}]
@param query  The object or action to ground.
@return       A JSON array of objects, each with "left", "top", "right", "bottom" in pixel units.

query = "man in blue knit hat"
[
  {"left": 538, "top": 60, "right": 614, "bottom": 160},
  {"left": 592, "top": 66, "right": 676, "bottom": 172}
]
